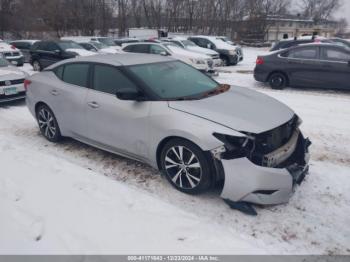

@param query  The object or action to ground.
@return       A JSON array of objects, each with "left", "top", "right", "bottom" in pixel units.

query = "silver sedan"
[{"left": 26, "top": 54, "right": 311, "bottom": 214}]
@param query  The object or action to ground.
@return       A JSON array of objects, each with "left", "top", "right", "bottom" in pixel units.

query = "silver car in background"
[{"left": 26, "top": 54, "right": 311, "bottom": 214}]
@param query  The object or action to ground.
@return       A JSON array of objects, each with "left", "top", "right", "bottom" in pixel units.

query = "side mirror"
[
  {"left": 54, "top": 49, "right": 61, "bottom": 55},
  {"left": 160, "top": 51, "right": 169, "bottom": 56},
  {"left": 116, "top": 88, "right": 142, "bottom": 101},
  {"left": 207, "top": 43, "right": 212, "bottom": 49}
]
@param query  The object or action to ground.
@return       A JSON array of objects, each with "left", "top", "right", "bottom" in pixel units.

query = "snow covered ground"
[{"left": 0, "top": 48, "right": 349, "bottom": 255}]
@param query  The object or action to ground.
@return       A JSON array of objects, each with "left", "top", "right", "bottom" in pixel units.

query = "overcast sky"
[{"left": 335, "top": 0, "right": 350, "bottom": 24}]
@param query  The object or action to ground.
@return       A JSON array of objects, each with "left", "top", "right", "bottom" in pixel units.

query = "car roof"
[
  {"left": 298, "top": 42, "right": 346, "bottom": 48},
  {"left": 11, "top": 40, "right": 39, "bottom": 43},
  {"left": 47, "top": 53, "right": 176, "bottom": 68}
]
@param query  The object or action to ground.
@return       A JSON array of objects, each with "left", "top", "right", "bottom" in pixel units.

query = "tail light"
[
  {"left": 11, "top": 45, "right": 16, "bottom": 50},
  {"left": 256, "top": 57, "right": 264, "bottom": 65},
  {"left": 24, "top": 79, "right": 32, "bottom": 91}
]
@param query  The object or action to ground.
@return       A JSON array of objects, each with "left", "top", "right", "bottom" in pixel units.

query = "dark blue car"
[{"left": 254, "top": 43, "right": 350, "bottom": 90}]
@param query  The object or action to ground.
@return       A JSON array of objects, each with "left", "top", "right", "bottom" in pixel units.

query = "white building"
[{"left": 265, "top": 15, "right": 338, "bottom": 42}]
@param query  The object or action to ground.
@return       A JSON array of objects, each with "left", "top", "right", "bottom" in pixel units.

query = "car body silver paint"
[
  {"left": 26, "top": 54, "right": 308, "bottom": 206},
  {"left": 169, "top": 86, "right": 295, "bottom": 134}
]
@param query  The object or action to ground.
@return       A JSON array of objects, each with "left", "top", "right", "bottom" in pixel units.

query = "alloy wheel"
[
  {"left": 38, "top": 108, "right": 57, "bottom": 139},
  {"left": 164, "top": 146, "right": 202, "bottom": 190},
  {"left": 271, "top": 76, "right": 283, "bottom": 87}
]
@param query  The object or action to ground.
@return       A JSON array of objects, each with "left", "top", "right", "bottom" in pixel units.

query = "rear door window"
[
  {"left": 62, "top": 63, "right": 90, "bottom": 88},
  {"left": 132, "top": 44, "right": 150, "bottom": 53},
  {"left": 150, "top": 45, "right": 167, "bottom": 55},
  {"left": 54, "top": 66, "right": 64, "bottom": 79},
  {"left": 93, "top": 64, "right": 138, "bottom": 95},
  {"left": 288, "top": 47, "right": 318, "bottom": 59},
  {"left": 321, "top": 48, "right": 350, "bottom": 62}
]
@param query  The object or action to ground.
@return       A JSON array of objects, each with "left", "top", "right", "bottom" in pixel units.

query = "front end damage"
[{"left": 211, "top": 115, "right": 311, "bottom": 215}]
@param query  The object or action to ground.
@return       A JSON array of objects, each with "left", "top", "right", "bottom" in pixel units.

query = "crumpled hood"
[
  {"left": 0, "top": 66, "right": 26, "bottom": 81},
  {"left": 168, "top": 86, "right": 295, "bottom": 134},
  {"left": 66, "top": 49, "right": 95, "bottom": 57}
]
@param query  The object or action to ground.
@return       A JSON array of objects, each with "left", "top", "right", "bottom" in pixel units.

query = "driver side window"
[
  {"left": 45, "top": 42, "right": 60, "bottom": 52},
  {"left": 93, "top": 65, "right": 138, "bottom": 95}
]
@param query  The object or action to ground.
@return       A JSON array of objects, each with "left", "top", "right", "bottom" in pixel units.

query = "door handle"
[
  {"left": 51, "top": 90, "right": 59, "bottom": 96},
  {"left": 87, "top": 101, "right": 100, "bottom": 109}
]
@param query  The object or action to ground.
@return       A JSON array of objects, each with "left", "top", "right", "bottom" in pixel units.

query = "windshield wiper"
[
  {"left": 170, "top": 84, "right": 231, "bottom": 101},
  {"left": 198, "top": 84, "right": 231, "bottom": 99}
]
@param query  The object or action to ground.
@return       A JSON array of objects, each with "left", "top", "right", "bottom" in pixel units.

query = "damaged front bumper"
[{"left": 217, "top": 133, "right": 311, "bottom": 206}]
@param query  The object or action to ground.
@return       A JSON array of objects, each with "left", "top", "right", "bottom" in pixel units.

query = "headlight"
[
  {"left": 212, "top": 133, "right": 255, "bottom": 160},
  {"left": 228, "top": 50, "right": 236, "bottom": 55},
  {"left": 189, "top": 58, "right": 206, "bottom": 65}
]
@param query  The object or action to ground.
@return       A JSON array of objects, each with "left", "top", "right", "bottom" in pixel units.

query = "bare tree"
[{"left": 299, "top": 0, "right": 341, "bottom": 21}]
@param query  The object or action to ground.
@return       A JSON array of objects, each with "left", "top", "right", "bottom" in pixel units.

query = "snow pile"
[{"left": 0, "top": 120, "right": 264, "bottom": 254}]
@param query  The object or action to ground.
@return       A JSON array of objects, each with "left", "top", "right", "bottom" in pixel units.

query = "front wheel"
[
  {"left": 160, "top": 139, "right": 213, "bottom": 195},
  {"left": 36, "top": 104, "right": 62, "bottom": 142}
]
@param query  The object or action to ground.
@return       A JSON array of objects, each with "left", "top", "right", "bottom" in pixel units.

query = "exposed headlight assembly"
[
  {"left": 228, "top": 50, "right": 237, "bottom": 56},
  {"left": 212, "top": 133, "right": 255, "bottom": 160}
]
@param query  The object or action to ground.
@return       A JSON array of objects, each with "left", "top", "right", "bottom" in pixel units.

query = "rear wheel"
[
  {"left": 222, "top": 56, "right": 230, "bottom": 66},
  {"left": 160, "top": 139, "right": 213, "bottom": 195},
  {"left": 269, "top": 72, "right": 287, "bottom": 89},
  {"left": 32, "top": 60, "right": 42, "bottom": 71},
  {"left": 36, "top": 104, "right": 62, "bottom": 142}
]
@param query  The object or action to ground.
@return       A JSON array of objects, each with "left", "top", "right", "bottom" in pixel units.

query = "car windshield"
[
  {"left": 128, "top": 61, "right": 220, "bottom": 100},
  {"left": 98, "top": 38, "right": 116, "bottom": 46},
  {"left": 162, "top": 42, "right": 179, "bottom": 48},
  {"left": 58, "top": 41, "right": 84, "bottom": 50},
  {"left": 92, "top": 42, "right": 108, "bottom": 49},
  {"left": 0, "top": 57, "right": 10, "bottom": 67},
  {"left": 181, "top": 40, "right": 197, "bottom": 47}
]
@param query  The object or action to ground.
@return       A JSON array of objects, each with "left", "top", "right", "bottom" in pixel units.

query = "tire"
[
  {"left": 269, "top": 72, "right": 287, "bottom": 90},
  {"left": 222, "top": 56, "right": 230, "bottom": 66},
  {"left": 32, "top": 60, "right": 42, "bottom": 72},
  {"left": 160, "top": 138, "right": 213, "bottom": 195},
  {"left": 36, "top": 104, "right": 62, "bottom": 143}
]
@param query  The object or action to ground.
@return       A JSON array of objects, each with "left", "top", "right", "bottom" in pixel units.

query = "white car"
[
  {"left": 123, "top": 42, "right": 216, "bottom": 75},
  {"left": 0, "top": 39, "right": 25, "bottom": 66},
  {"left": 61, "top": 36, "right": 122, "bottom": 53},
  {"left": 0, "top": 56, "right": 28, "bottom": 102},
  {"left": 61, "top": 37, "right": 119, "bottom": 54},
  {"left": 189, "top": 36, "right": 244, "bottom": 66},
  {"left": 78, "top": 42, "right": 119, "bottom": 54},
  {"left": 165, "top": 37, "right": 222, "bottom": 67}
]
